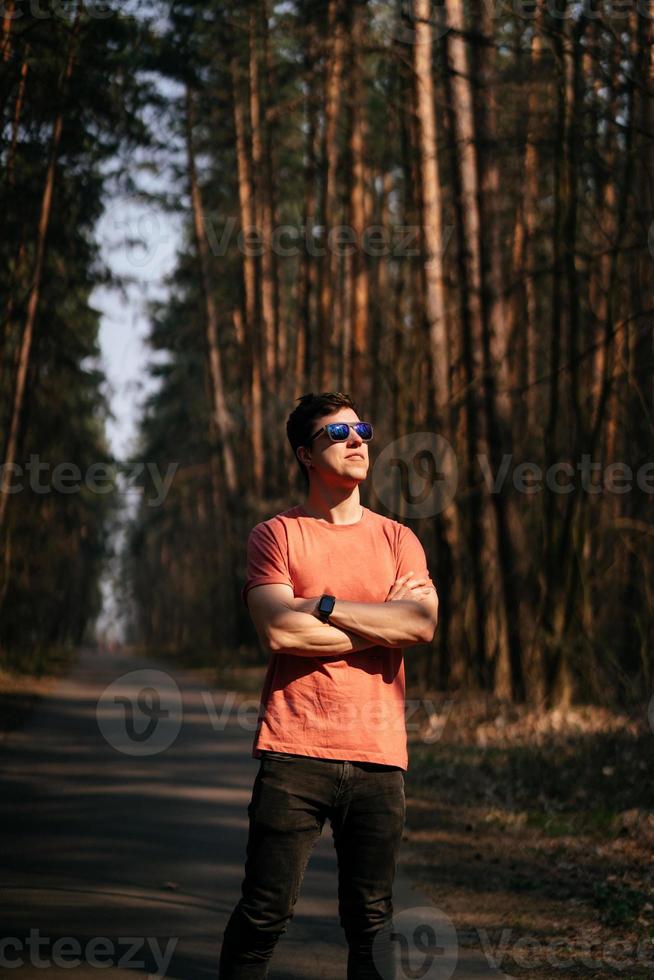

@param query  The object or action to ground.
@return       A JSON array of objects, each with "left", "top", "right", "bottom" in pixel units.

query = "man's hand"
[
  {"left": 292, "top": 573, "right": 433, "bottom": 616},
  {"left": 385, "top": 572, "right": 433, "bottom": 602}
]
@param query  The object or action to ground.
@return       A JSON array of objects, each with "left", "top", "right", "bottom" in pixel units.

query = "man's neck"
[{"left": 300, "top": 493, "right": 363, "bottom": 525}]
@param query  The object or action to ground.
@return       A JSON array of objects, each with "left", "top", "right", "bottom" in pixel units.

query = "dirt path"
[{"left": 0, "top": 645, "right": 512, "bottom": 979}]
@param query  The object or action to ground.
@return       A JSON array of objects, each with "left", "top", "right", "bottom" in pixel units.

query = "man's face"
[{"left": 306, "top": 410, "right": 370, "bottom": 485}]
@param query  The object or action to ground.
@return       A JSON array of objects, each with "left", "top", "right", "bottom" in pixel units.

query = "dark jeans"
[{"left": 218, "top": 751, "right": 406, "bottom": 979}]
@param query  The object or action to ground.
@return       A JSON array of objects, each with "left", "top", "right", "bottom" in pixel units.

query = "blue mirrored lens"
[
  {"left": 326, "top": 422, "right": 373, "bottom": 440},
  {"left": 328, "top": 424, "right": 351, "bottom": 440},
  {"left": 354, "top": 423, "right": 373, "bottom": 440}
]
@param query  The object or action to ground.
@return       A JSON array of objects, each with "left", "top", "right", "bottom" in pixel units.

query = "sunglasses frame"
[{"left": 308, "top": 421, "right": 374, "bottom": 444}]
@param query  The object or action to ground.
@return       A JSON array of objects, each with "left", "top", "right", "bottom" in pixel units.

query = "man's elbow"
[
  {"left": 416, "top": 602, "right": 439, "bottom": 644},
  {"left": 251, "top": 619, "right": 284, "bottom": 653},
  {"left": 253, "top": 609, "right": 297, "bottom": 653},
  {"left": 259, "top": 620, "right": 286, "bottom": 651},
  {"left": 267, "top": 630, "right": 284, "bottom": 652},
  {"left": 418, "top": 618, "right": 438, "bottom": 644},
  {"left": 266, "top": 620, "right": 300, "bottom": 652}
]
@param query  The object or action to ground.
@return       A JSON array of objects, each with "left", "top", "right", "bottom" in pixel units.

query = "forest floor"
[
  {"left": 2, "top": 648, "right": 652, "bottom": 979},
  {"left": 401, "top": 690, "right": 654, "bottom": 980}
]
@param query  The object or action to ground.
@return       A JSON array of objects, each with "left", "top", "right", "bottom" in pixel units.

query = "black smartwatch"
[{"left": 317, "top": 594, "right": 336, "bottom": 623}]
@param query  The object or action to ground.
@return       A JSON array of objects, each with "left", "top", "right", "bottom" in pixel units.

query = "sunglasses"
[{"left": 308, "top": 421, "right": 374, "bottom": 444}]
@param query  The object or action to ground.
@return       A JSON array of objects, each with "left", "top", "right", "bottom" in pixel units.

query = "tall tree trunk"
[
  {"left": 347, "top": 0, "right": 370, "bottom": 403},
  {"left": 0, "top": 10, "right": 82, "bottom": 537},
  {"left": 413, "top": 0, "right": 459, "bottom": 691},
  {"left": 588, "top": 20, "right": 617, "bottom": 432},
  {"left": 249, "top": 2, "right": 283, "bottom": 494},
  {"left": 261, "top": 3, "right": 285, "bottom": 403},
  {"left": 539, "top": 11, "right": 588, "bottom": 707},
  {"left": 249, "top": 8, "right": 275, "bottom": 386},
  {"left": 414, "top": 0, "right": 449, "bottom": 410},
  {"left": 475, "top": 3, "right": 509, "bottom": 413},
  {"left": 318, "top": 0, "right": 346, "bottom": 390},
  {"left": 0, "top": 0, "right": 16, "bottom": 121},
  {"left": 1, "top": 47, "right": 29, "bottom": 388},
  {"left": 444, "top": 0, "right": 492, "bottom": 690},
  {"left": 522, "top": 25, "right": 544, "bottom": 432},
  {"left": 185, "top": 86, "right": 238, "bottom": 505},
  {"left": 618, "top": 8, "right": 654, "bottom": 689},
  {"left": 1, "top": 0, "right": 15, "bottom": 61},
  {"left": 475, "top": 3, "right": 527, "bottom": 701},
  {"left": 508, "top": 9, "right": 544, "bottom": 431},
  {"left": 230, "top": 49, "right": 264, "bottom": 498},
  {"left": 294, "top": 22, "right": 320, "bottom": 400}
]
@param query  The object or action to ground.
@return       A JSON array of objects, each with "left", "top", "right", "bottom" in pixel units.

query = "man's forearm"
[
  {"left": 268, "top": 610, "right": 376, "bottom": 657},
  {"left": 277, "top": 596, "right": 433, "bottom": 650},
  {"left": 326, "top": 598, "right": 432, "bottom": 647}
]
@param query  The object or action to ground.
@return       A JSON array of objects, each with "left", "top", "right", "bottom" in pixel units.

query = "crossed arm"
[{"left": 246, "top": 574, "right": 439, "bottom": 657}]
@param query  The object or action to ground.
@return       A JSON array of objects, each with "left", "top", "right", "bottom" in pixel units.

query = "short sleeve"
[
  {"left": 395, "top": 524, "right": 435, "bottom": 587},
  {"left": 241, "top": 520, "right": 294, "bottom": 607}
]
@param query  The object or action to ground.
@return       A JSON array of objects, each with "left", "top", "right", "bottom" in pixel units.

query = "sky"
[
  {"left": 88, "top": 53, "right": 187, "bottom": 642},
  {"left": 94, "top": 198, "right": 182, "bottom": 460},
  {"left": 92, "top": 195, "right": 182, "bottom": 642}
]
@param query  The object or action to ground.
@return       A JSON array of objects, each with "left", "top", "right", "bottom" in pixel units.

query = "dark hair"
[{"left": 286, "top": 391, "right": 358, "bottom": 489}]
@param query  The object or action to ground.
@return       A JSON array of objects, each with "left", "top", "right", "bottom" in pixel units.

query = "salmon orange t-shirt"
[{"left": 241, "top": 504, "right": 435, "bottom": 771}]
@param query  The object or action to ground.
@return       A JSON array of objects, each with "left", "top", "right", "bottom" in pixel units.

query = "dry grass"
[{"left": 403, "top": 688, "right": 654, "bottom": 979}]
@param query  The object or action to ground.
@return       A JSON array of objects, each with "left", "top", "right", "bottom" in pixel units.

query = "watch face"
[{"left": 319, "top": 595, "right": 335, "bottom": 614}]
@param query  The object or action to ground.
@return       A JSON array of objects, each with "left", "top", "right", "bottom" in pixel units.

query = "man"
[{"left": 218, "top": 391, "right": 439, "bottom": 980}]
